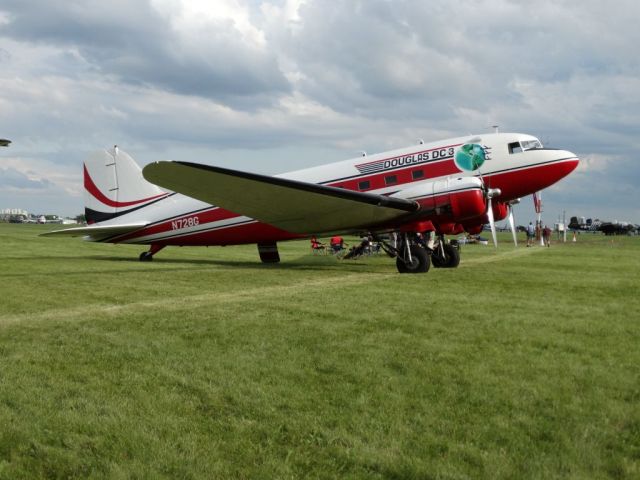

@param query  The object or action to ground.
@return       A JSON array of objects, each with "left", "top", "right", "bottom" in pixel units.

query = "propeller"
[
  {"left": 507, "top": 206, "right": 517, "bottom": 246},
  {"left": 507, "top": 198, "right": 521, "bottom": 246},
  {"left": 457, "top": 139, "right": 502, "bottom": 247},
  {"left": 461, "top": 140, "right": 499, "bottom": 246},
  {"left": 485, "top": 187, "right": 501, "bottom": 248}
]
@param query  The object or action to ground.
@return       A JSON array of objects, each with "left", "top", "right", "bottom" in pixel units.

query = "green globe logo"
[{"left": 455, "top": 143, "right": 486, "bottom": 171}]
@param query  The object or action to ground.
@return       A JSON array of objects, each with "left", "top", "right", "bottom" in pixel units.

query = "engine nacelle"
[
  {"left": 392, "top": 177, "right": 487, "bottom": 222},
  {"left": 435, "top": 222, "right": 465, "bottom": 235},
  {"left": 470, "top": 201, "right": 509, "bottom": 226},
  {"left": 492, "top": 202, "right": 509, "bottom": 222}
]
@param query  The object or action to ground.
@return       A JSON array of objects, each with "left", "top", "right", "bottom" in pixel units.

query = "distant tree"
[{"left": 75, "top": 213, "right": 86, "bottom": 224}]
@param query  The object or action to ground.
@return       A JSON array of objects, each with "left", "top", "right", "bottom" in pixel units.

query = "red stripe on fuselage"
[
  {"left": 84, "top": 164, "right": 168, "bottom": 208},
  {"left": 329, "top": 159, "right": 462, "bottom": 190},
  {"left": 354, "top": 142, "right": 463, "bottom": 169},
  {"left": 144, "top": 220, "right": 300, "bottom": 246},
  {"left": 113, "top": 207, "right": 240, "bottom": 242}
]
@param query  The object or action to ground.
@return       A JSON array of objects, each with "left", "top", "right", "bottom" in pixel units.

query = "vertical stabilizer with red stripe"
[{"left": 84, "top": 146, "right": 167, "bottom": 224}]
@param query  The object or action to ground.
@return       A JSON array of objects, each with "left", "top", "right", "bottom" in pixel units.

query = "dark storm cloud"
[{"left": 0, "top": 0, "right": 290, "bottom": 105}]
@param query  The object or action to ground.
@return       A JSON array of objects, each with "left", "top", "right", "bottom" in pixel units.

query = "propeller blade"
[
  {"left": 508, "top": 205, "right": 518, "bottom": 246},
  {"left": 487, "top": 197, "right": 498, "bottom": 248},
  {"left": 484, "top": 187, "right": 501, "bottom": 248}
]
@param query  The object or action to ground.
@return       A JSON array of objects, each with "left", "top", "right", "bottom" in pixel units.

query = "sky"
[{"left": 1, "top": 0, "right": 639, "bottom": 225}]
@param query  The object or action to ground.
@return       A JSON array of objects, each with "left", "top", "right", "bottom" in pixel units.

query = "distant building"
[
  {"left": 1, "top": 208, "right": 30, "bottom": 221},
  {"left": 1, "top": 208, "right": 29, "bottom": 216}
]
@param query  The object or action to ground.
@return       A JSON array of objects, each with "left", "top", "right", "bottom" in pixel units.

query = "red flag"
[{"left": 533, "top": 192, "right": 542, "bottom": 214}]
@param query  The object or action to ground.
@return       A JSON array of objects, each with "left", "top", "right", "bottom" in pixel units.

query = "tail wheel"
[
  {"left": 432, "top": 243, "right": 460, "bottom": 268},
  {"left": 396, "top": 245, "right": 430, "bottom": 274},
  {"left": 139, "top": 251, "right": 153, "bottom": 262},
  {"left": 139, "top": 244, "right": 164, "bottom": 262}
]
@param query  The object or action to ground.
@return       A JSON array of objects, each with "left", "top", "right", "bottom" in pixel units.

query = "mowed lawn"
[{"left": 0, "top": 223, "right": 638, "bottom": 479}]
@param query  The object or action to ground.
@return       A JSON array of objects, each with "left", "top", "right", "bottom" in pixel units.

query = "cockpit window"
[
  {"left": 508, "top": 142, "right": 522, "bottom": 154},
  {"left": 508, "top": 139, "right": 543, "bottom": 154},
  {"left": 521, "top": 139, "right": 542, "bottom": 150}
]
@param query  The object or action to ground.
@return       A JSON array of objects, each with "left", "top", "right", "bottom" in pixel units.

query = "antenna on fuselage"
[
  {"left": 417, "top": 139, "right": 424, "bottom": 145},
  {"left": 359, "top": 151, "right": 367, "bottom": 157},
  {"left": 491, "top": 125, "right": 499, "bottom": 134}
]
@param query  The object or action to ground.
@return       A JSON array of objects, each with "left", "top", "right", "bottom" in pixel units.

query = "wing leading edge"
[{"left": 143, "top": 161, "right": 419, "bottom": 234}]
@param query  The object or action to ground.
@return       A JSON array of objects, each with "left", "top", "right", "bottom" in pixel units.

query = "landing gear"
[
  {"left": 431, "top": 240, "right": 460, "bottom": 268},
  {"left": 374, "top": 233, "right": 430, "bottom": 274},
  {"left": 257, "top": 242, "right": 280, "bottom": 263},
  {"left": 396, "top": 244, "right": 430, "bottom": 273},
  {"left": 373, "top": 231, "right": 460, "bottom": 274},
  {"left": 138, "top": 244, "right": 165, "bottom": 262},
  {"left": 139, "top": 251, "right": 153, "bottom": 262}
]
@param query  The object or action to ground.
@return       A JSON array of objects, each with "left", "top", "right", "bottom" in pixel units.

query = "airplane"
[
  {"left": 598, "top": 222, "right": 636, "bottom": 235},
  {"left": 568, "top": 216, "right": 636, "bottom": 235},
  {"left": 43, "top": 133, "right": 580, "bottom": 273}
]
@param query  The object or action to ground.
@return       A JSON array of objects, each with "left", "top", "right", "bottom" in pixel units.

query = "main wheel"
[
  {"left": 431, "top": 243, "right": 460, "bottom": 268},
  {"left": 396, "top": 245, "right": 430, "bottom": 273}
]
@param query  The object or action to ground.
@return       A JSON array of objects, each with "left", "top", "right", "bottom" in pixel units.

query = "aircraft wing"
[
  {"left": 143, "top": 161, "right": 419, "bottom": 234},
  {"left": 40, "top": 223, "right": 148, "bottom": 241}
]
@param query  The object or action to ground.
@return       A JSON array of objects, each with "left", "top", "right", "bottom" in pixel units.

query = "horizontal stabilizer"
[
  {"left": 143, "top": 161, "right": 419, "bottom": 234},
  {"left": 40, "top": 223, "right": 148, "bottom": 241}
]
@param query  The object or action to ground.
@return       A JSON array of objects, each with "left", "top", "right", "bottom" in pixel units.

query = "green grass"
[{"left": 1, "top": 223, "right": 639, "bottom": 479}]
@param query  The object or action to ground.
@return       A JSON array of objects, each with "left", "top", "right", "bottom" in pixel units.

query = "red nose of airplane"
[
  {"left": 537, "top": 149, "right": 580, "bottom": 190},
  {"left": 491, "top": 149, "right": 580, "bottom": 201},
  {"left": 566, "top": 150, "right": 580, "bottom": 171}
]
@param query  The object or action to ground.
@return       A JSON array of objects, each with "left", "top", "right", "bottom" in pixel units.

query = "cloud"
[
  {"left": 0, "top": 166, "right": 51, "bottom": 189},
  {"left": 1, "top": 0, "right": 639, "bottom": 220},
  {"left": 0, "top": 0, "right": 290, "bottom": 106}
]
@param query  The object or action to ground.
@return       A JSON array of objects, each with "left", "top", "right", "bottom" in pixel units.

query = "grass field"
[{"left": 0, "top": 223, "right": 638, "bottom": 479}]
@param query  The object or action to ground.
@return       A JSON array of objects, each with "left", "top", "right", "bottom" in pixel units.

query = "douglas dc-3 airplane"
[{"left": 44, "top": 133, "right": 579, "bottom": 273}]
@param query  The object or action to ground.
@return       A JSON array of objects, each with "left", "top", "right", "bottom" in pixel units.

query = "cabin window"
[
  {"left": 412, "top": 170, "right": 424, "bottom": 180},
  {"left": 358, "top": 180, "right": 370, "bottom": 190},
  {"left": 385, "top": 175, "right": 397, "bottom": 185},
  {"left": 508, "top": 142, "right": 522, "bottom": 154}
]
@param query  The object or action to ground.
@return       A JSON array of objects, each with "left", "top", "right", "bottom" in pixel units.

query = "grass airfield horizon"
[{"left": 0, "top": 223, "right": 638, "bottom": 479}]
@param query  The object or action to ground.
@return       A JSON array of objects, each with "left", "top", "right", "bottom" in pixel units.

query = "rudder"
[{"left": 84, "top": 146, "right": 167, "bottom": 224}]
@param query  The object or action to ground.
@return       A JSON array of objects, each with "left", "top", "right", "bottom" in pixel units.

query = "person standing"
[
  {"left": 542, "top": 225, "right": 552, "bottom": 247},
  {"left": 526, "top": 222, "right": 536, "bottom": 247}
]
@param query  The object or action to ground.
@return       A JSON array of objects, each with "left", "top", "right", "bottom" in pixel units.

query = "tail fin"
[{"left": 84, "top": 146, "right": 168, "bottom": 224}]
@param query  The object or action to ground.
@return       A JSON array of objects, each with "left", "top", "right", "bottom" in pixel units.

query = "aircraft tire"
[
  {"left": 396, "top": 245, "right": 430, "bottom": 273},
  {"left": 139, "top": 251, "right": 153, "bottom": 262},
  {"left": 432, "top": 243, "right": 460, "bottom": 268}
]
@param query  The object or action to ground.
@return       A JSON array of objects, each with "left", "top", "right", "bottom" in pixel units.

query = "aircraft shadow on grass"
[{"left": 88, "top": 255, "right": 373, "bottom": 273}]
